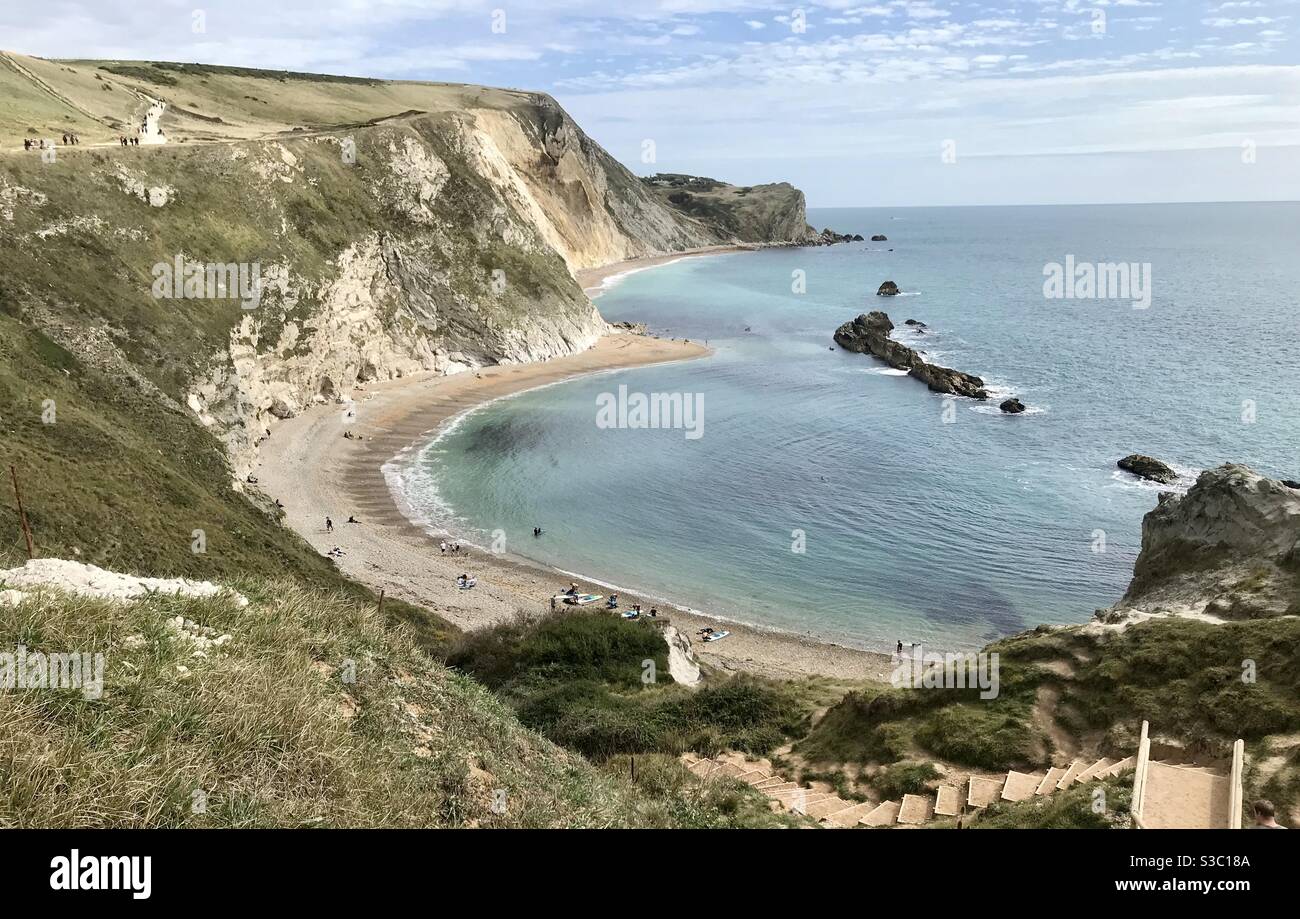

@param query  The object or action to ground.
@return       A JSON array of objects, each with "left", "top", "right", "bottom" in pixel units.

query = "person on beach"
[
  {"left": 897, "top": 640, "right": 903, "bottom": 655},
  {"left": 649, "top": 607, "right": 658, "bottom": 618},
  {"left": 606, "top": 594, "right": 618, "bottom": 609},
  {"left": 440, "top": 540, "right": 447, "bottom": 554},
  {"left": 347, "top": 515, "right": 359, "bottom": 524},
  {"left": 533, "top": 526, "right": 542, "bottom": 537},
  {"left": 565, "top": 583, "right": 578, "bottom": 596},
  {"left": 325, "top": 517, "right": 333, "bottom": 534}
]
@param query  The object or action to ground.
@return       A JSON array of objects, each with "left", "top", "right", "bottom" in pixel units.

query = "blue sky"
[{"left": 5, "top": 1, "right": 1298, "bottom": 205}]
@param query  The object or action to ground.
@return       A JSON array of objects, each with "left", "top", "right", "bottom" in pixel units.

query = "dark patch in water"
[
  {"left": 459, "top": 414, "right": 548, "bottom": 458},
  {"left": 922, "top": 580, "right": 1026, "bottom": 640}
]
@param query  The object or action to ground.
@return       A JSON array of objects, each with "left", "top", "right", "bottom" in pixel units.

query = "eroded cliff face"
[
  {"left": 5, "top": 91, "right": 788, "bottom": 478},
  {"left": 1095, "top": 465, "right": 1300, "bottom": 628}
]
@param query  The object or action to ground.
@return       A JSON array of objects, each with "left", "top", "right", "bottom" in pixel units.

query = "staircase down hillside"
[
  {"left": 1130, "top": 721, "right": 1243, "bottom": 829},
  {"left": 682, "top": 752, "right": 1135, "bottom": 828}
]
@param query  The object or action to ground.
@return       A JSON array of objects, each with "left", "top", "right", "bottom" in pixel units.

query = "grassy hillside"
[
  {"left": 0, "top": 581, "right": 798, "bottom": 828},
  {"left": 794, "top": 616, "right": 1300, "bottom": 819},
  {"left": 448, "top": 610, "right": 814, "bottom": 761},
  {"left": 1, "top": 51, "right": 526, "bottom": 146},
  {"left": 642, "top": 173, "right": 815, "bottom": 243}
]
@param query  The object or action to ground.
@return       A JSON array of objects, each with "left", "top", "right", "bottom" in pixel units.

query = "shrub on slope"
[{"left": 448, "top": 610, "right": 810, "bottom": 760}]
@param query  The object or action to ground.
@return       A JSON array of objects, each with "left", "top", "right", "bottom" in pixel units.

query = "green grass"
[
  {"left": 0, "top": 581, "right": 791, "bottom": 828},
  {"left": 448, "top": 609, "right": 813, "bottom": 761},
  {"left": 965, "top": 778, "right": 1133, "bottom": 830},
  {"left": 796, "top": 665, "right": 1048, "bottom": 773},
  {"left": 870, "top": 761, "right": 941, "bottom": 799},
  {"left": 798, "top": 616, "right": 1300, "bottom": 780},
  {"left": 994, "top": 617, "right": 1300, "bottom": 749}
]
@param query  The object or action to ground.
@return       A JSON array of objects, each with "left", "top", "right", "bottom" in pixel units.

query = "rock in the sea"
[
  {"left": 871, "top": 234, "right": 887, "bottom": 241},
  {"left": 1113, "top": 464, "right": 1300, "bottom": 622},
  {"left": 1000, "top": 398, "right": 1026, "bottom": 414},
  {"left": 810, "top": 228, "right": 854, "bottom": 246},
  {"left": 903, "top": 319, "right": 927, "bottom": 328},
  {"left": 877, "top": 281, "right": 900, "bottom": 296},
  {"left": 1117, "top": 454, "right": 1178, "bottom": 485},
  {"left": 1282, "top": 480, "right": 1300, "bottom": 489},
  {"left": 833, "top": 311, "right": 989, "bottom": 400}
]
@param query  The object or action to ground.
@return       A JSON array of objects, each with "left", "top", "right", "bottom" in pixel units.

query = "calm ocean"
[{"left": 391, "top": 203, "right": 1300, "bottom": 652}]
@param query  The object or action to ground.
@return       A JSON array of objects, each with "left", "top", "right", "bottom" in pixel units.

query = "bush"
[{"left": 871, "top": 761, "right": 940, "bottom": 799}]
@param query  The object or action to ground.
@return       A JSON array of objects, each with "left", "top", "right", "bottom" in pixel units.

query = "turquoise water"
[{"left": 396, "top": 203, "right": 1300, "bottom": 652}]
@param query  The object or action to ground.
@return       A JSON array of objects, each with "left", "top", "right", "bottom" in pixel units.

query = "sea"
[{"left": 387, "top": 203, "right": 1300, "bottom": 653}]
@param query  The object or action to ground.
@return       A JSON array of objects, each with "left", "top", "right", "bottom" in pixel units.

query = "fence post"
[{"left": 10, "top": 465, "right": 35, "bottom": 560}]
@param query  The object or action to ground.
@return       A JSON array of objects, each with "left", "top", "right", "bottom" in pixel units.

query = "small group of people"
[
  {"left": 532, "top": 526, "right": 543, "bottom": 538},
  {"left": 118, "top": 135, "right": 142, "bottom": 146},
  {"left": 325, "top": 515, "right": 359, "bottom": 534},
  {"left": 439, "top": 540, "right": 464, "bottom": 555},
  {"left": 24, "top": 136, "right": 78, "bottom": 151},
  {"left": 456, "top": 573, "right": 477, "bottom": 590},
  {"left": 342, "top": 430, "right": 364, "bottom": 441},
  {"left": 622, "top": 604, "right": 657, "bottom": 620}
]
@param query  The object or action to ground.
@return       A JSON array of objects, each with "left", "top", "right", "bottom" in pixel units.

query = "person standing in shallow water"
[{"left": 325, "top": 517, "right": 333, "bottom": 534}]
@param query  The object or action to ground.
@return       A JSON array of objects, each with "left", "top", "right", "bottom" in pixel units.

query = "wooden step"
[
  {"left": 860, "top": 800, "right": 901, "bottom": 827},
  {"left": 715, "top": 762, "right": 748, "bottom": 778},
  {"left": 804, "top": 796, "right": 854, "bottom": 819},
  {"left": 759, "top": 781, "right": 799, "bottom": 794},
  {"left": 1075, "top": 757, "right": 1116, "bottom": 783},
  {"left": 821, "top": 801, "right": 876, "bottom": 828},
  {"left": 687, "top": 759, "right": 713, "bottom": 776},
  {"left": 1101, "top": 756, "right": 1135, "bottom": 777},
  {"left": 737, "top": 770, "right": 770, "bottom": 785},
  {"left": 783, "top": 793, "right": 830, "bottom": 814},
  {"left": 1055, "top": 759, "right": 1087, "bottom": 790},
  {"left": 934, "top": 785, "right": 961, "bottom": 817},
  {"left": 1001, "top": 771, "right": 1042, "bottom": 802},
  {"left": 753, "top": 777, "right": 786, "bottom": 789},
  {"left": 897, "top": 794, "right": 934, "bottom": 825},
  {"left": 967, "top": 775, "right": 1005, "bottom": 808},
  {"left": 1036, "top": 766, "right": 1066, "bottom": 795}
]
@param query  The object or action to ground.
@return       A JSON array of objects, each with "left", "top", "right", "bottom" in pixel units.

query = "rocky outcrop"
[
  {"left": 1097, "top": 465, "right": 1300, "bottom": 627},
  {"left": 808, "top": 228, "right": 855, "bottom": 246},
  {"left": 877, "top": 281, "right": 900, "bottom": 296},
  {"left": 641, "top": 173, "right": 846, "bottom": 247},
  {"left": 1000, "top": 398, "right": 1026, "bottom": 414},
  {"left": 871, "top": 234, "right": 887, "bottom": 242},
  {"left": 833, "top": 312, "right": 989, "bottom": 400},
  {"left": 1118, "top": 454, "right": 1178, "bottom": 485}
]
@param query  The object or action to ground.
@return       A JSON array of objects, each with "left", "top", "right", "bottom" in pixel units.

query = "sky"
[{"left": 3, "top": 0, "right": 1298, "bottom": 206}]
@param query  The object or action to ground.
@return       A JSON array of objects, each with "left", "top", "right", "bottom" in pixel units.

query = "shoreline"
[
  {"left": 576, "top": 244, "right": 760, "bottom": 298},
  {"left": 257, "top": 325, "right": 893, "bottom": 682}
]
